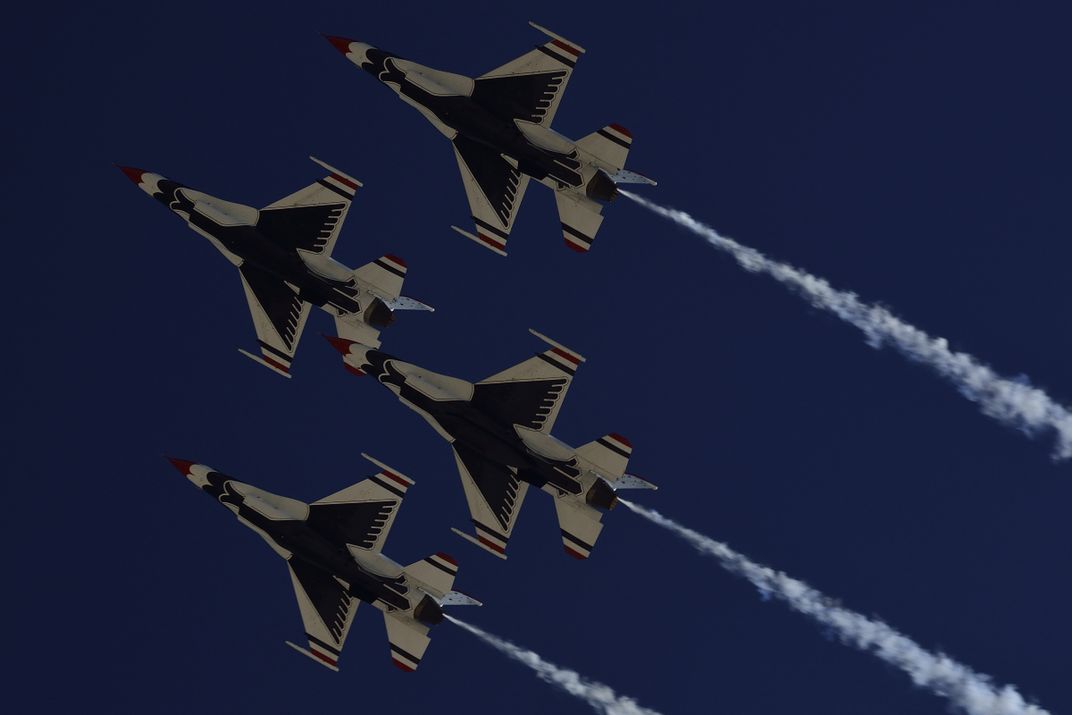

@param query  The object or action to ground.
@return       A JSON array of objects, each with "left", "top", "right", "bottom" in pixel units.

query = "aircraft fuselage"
[
  {"left": 152, "top": 179, "right": 362, "bottom": 314},
  {"left": 359, "top": 49, "right": 583, "bottom": 188},
  {"left": 196, "top": 470, "right": 410, "bottom": 611},
  {"left": 365, "top": 350, "right": 583, "bottom": 496}
]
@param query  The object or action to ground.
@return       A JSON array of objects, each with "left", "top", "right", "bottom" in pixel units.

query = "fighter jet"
[
  {"left": 168, "top": 453, "right": 479, "bottom": 671},
  {"left": 117, "top": 157, "right": 431, "bottom": 377},
  {"left": 323, "top": 330, "right": 657, "bottom": 560},
  {"left": 324, "top": 23, "right": 656, "bottom": 256}
]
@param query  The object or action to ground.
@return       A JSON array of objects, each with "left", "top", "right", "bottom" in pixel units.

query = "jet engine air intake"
[
  {"left": 585, "top": 170, "right": 619, "bottom": 203},
  {"left": 413, "top": 594, "right": 445, "bottom": 626},
  {"left": 585, "top": 478, "right": 619, "bottom": 512}
]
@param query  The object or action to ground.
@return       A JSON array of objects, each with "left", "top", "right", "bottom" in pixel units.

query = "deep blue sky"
[{"left": 7, "top": 1, "right": 1071, "bottom": 712}]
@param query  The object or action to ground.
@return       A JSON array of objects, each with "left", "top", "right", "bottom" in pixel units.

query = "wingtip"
[
  {"left": 563, "top": 545, "right": 589, "bottom": 560},
  {"left": 392, "top": 658, "right": 416, "bottom": 673}
]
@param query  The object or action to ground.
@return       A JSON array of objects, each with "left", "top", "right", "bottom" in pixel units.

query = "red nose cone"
[
  {"left": 322, "top": 334, "right": 356, "bottom": 355},
  {"left": 116, "top": 165, "right": 147, "bottom": 184},
  {"left": 323, "top": 34, "right": 356, "bottom": 55},
  {"left": 167, "top": 457, "right": 196, "bottom": 476}
]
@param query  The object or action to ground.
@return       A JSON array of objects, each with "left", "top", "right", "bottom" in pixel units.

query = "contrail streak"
[
  {"left": 619, "top": 499, "right": 1047, "bottom": 715},
  {"left": 445, "top": 615, "right": 663, "bottom": 715},
  {"left": 621, "top": 190, "right": 1072, "bottom": 460}
]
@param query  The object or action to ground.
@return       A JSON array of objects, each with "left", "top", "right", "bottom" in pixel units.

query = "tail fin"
[
  {"left": 575, "top": 433, "right": 633, "bottom": 479},
  {"left": 575, "top": 124, "right": 632, "bottom": 173},
  {"left": 352, "top": 254, "right": 433, "bottom": 313},
  {"left": 403, "top": 553, "right": 458, "bottom": 598},
  {"left": 354, "top": 254, "right": 408, "bottom": 300}
]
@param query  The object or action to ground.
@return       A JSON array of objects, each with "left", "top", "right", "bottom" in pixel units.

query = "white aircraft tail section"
[
  {"left": 383, "top": 613, "right": 430, "bottom": 672},
  {"left": 403, "top": 553, "right": 458, "bottom": 598},
  {"left": 575, "top": 433, "right": 633, "bottom": 479},
  {"left": 555, "top": 191, "right": 604, "bottom": 253},
  {"left": 353, "top": 254, "right": 408, "bottom": 300},
  {"left": 333, "top": 314, "right": 382, "bottom": 350},
  {"left": 554, "top": 498, "right": 604, "bottom": 560},
  {"left": 575, "top": 124, "right": 633, "bottom": 173}
]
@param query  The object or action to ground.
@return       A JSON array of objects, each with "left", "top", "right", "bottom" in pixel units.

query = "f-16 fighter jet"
[
  {"left": 324, "top": 23, "right": 656, "bottom": 256},
  {"left": 168, "top": 453, "right": 479, "bottom": 672},
  {"left": 323, "top": 330, "right": 657, "bottom": 560},
  {"left": 117, "top": 157, "right": 431, "bottom": 377}
]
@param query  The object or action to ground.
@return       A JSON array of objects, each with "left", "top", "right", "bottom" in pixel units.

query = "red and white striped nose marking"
[
  {"left": 166, "top": 457, "right": 196, "bottom": 476},
  {"left": 116, "top": 165, "right": 168, "bottom": 195},
  {"left": 116, "top": 165, "right": 148, "bottom": 184},
  {"left": 322, "top": 35, "right": 374, "bottom": 65}
]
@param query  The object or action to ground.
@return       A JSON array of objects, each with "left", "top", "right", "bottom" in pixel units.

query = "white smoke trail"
[
  {"left": 621, "top": 190, "right": 1072, "bottom": 460},
  {"left": 445, "top": 615, "right": 663, "bottom": 715},
  {"left": 619, "top": 499, "right": 1047, "bottom": 715}
]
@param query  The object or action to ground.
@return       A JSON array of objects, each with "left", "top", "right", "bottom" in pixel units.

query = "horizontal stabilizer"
[
  {"left": 575, "top": 433, "right": 633, "bottom": 479},
  {"left": 384, "top": 614, "right": 431, "bottom": 672},
  {"left": 554, "top": 499, "right": 604, "bottom": 560},
  {"left": 555, "top": 192, "right": 604, "bottom": 253},
  {"left": 575, "top": 124, "right": 632, "bottom": 173},
  {"left": 403, "top": 553, "right": 459, "bottom": 598},
  {"left": 333, "top": 314, "right": 381, "bottom": 350},
  {"left": 353, "top": 254, "right": 408, "bottom": 300}
]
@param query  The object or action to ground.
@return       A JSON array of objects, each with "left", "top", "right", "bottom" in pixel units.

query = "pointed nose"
[
  {"left": 117, "top": 164, "right": 170, "bottom": 198},
  {"left": 167, "top": 457, "right": 196, "bottom": 476},
  {"left": 322, "top": 34, "right": 356, "bottom": 55},
  {"left": 116, "top": 164, "right": 149, "bottom": 185},
  {"left": 321, "top": 334, "right": 370, "bottom": 377},
  {"left": 323, "top": 334, "right": 356, "bottom": 355},
  {"left": 322, "top": 34, "right": 373, "bottom": 65},
  {"left": 167, "top": 457, "right": 214, "bottom": 488}
]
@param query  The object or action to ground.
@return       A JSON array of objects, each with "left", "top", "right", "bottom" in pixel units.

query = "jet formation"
[
  {"left": 127, "top": 22, "right": 659, "bottom": 673},
  {"left": 325, "top": 22, "right": 656, "bottom": 255}
]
